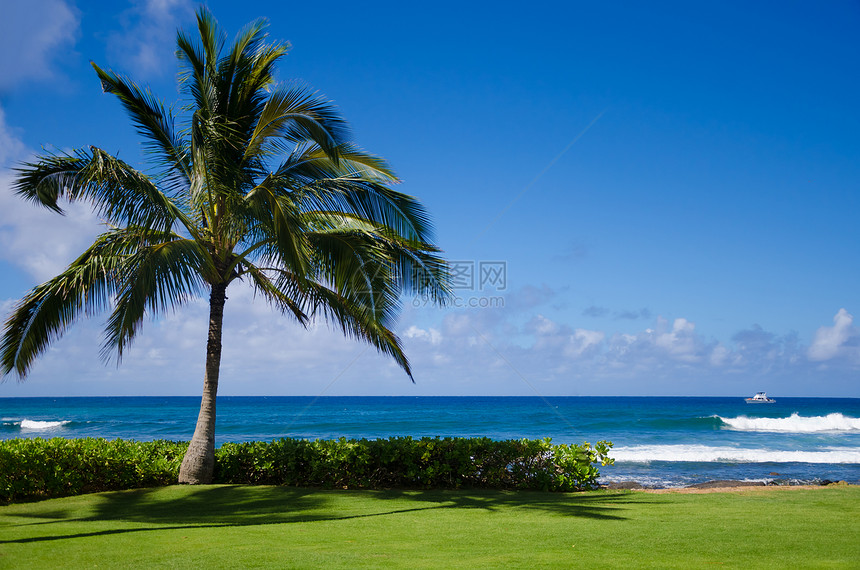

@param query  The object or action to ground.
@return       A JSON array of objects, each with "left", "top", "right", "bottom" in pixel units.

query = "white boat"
[{"left": 745, "top": 392, "right": 775, "bottom": 403}]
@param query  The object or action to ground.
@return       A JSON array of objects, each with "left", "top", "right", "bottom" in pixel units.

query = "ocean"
[{"left": 2, "top": 396, "right": 859, "bottom": 488}]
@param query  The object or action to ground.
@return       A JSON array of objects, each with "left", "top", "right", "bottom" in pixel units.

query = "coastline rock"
[
  {"left": 687, "top": 480, "right": 765, "bottom": 489},
  {"left": 603, "top": 481, "right": 646, "bottom": 490},
  {"left": 767, "top": 478, "right": 826, "bottom": 486}
]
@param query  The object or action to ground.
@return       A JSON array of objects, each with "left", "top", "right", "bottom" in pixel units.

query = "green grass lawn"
[{"left": 1, "top": 485, "right": 858, "bottom": 568}]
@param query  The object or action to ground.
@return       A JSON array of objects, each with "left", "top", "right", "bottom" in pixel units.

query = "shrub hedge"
[
  {"left": 0, "top": 438, "right": 187, "bottom": 503},
  {"left": 0, "top": 436, "right": 613, "bottom": 503}
]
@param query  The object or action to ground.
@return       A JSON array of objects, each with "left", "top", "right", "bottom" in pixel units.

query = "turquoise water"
[{"left": 2, "top": 396, "right": 859, "bottom": 487}]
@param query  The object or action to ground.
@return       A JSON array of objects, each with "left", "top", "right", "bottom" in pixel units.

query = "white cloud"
[
  {"left": 0, "top": 1, "right": 94, "bottom": 284},
  {"left": 404, "top": 325, "right": 442, "bottom": 345},
  {"left": 4, "top": 285, "right": 860, "bottom": 396},
  {"left": 0, "top": 176, "right": 102, "bottom": 282},
  {"left": 652, "top": 317, "right": 700, "bottom": 362},
  {"left": 709, "top": 344, "right": 730, "bottom": 366},
  {"left": 0, "top": 116, "right": 102, "bottom": 283},
  {"left": 808, "top": 308, "right": 856, "bottom": 361},
  {"left": 379, "top": 303, "right": 860, "bottom": 395},
  {"left": 596, "top": 316, "right": 711, "bottom": 369},
  {"left": 0, "top": 0, "right": 79, "bottom": 91},
  {"left": 3, "top": 256, "right": 859, "bottom": 396},
  {"left": 524, "top": 314, "right": 604, "bottom": 360},
  {"left": 529, "top": 314, "right": 559, "bottom": 336},
  {"left": 0, "top": 109, "right": 27, "bottom": 166},
  {"left": 565, "top": 329, "right": 604, "bottom": 358},
  {"left": 2, "top": 278, "right": 411, "bottom": 396},
  {"left": 107, "top": 0, "right": 194, "bottom": 76},
  {"left": 442, "top": 313, "right": 477, "bottom": 338}
]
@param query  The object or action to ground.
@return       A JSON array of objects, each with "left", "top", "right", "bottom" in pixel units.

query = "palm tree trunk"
[{"left": 178, "top": 282, "right": 227, "bottom": 484}]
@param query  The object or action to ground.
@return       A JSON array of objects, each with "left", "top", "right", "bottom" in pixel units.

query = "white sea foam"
[
  {"left": 599, "top": 474, "right": 704, "bottom": 488},
  {"left": 717, "top": 413, "right": 860, "bottom": 433},
  {"left": 612, "top": 444, "right": 860, "bottom": 464},
  {"left": 19, "top": 419, "right": 71, "bottom": 430}
]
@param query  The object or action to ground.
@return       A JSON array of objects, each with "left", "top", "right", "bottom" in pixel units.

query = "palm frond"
[
  {"left": 299, "top": 178, "right": 432, "bottom": 244},
  {"left": 91, "top": 64, "right": 191, "bottom": 188},
  {"left": 303, "top": 143, "right": 398, "bottom": 182},
  {"left": 221, "top": 17, "right": 282, "bottom": 119},
  {"left": 270, "top": 269, "right": 412, "bottom": 378},
  {"left": 176, "top": 7, "right": 223, "bottom": 118},
  {"left": 0, "top": 228, "right": 144, "bottom": 377},
  {"left": 240, "top": 180, "right": 310, "bottom": 278},
  {"left": 307, "top": 216, "right": 449, "bottom": 303},
  {"left": 245, "top": 85, "right": 350, "bottom": 162},
  {"left": 103, "top": 233, "right": 211, "bottom": 360},
  {"left": 309, "top": 231, "right": 400, "bottom": 324},
  {"left": 262, "top": 144, "right": 432, "bottom": 240},
  {"left": 239, "top": 262, "right": 308, "bottom": 324},
  {"left": 13, "top": 148, "right": 191, "bottom": 234}
]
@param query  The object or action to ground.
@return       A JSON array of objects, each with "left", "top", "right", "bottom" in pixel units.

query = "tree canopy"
[{"left": 1, "top": 8, "right": 449, "bottom": 482}]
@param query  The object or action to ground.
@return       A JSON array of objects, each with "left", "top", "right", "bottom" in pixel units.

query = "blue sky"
[{"left": 0, "top": 0, "right": 858, "bottom": 397}]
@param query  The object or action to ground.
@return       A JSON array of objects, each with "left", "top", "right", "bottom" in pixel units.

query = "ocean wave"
[
  {"left": 612, "top": 444, "right": 860, "bottom": 464},
  {"left": 650, "top": 416, "right": 725, "bottom": 431},
  {"left": 18, "top": 419, "right": 72, "bottom": 430},
  {"left": 716, "top": 412, "right": 860, "bottom": 433}
]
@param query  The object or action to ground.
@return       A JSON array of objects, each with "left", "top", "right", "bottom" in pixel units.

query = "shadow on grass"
[{"left": 1, "top": 486, "right": 634, "bottom": 544}]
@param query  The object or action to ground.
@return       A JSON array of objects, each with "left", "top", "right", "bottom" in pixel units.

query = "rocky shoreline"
[{"left": 602, "top": 479, "right": 856, "bottom": 491}]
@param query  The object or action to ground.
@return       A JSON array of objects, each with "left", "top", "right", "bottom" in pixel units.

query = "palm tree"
[{"left": 0, "top": 8, "right": 448, "bottom": 484}]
